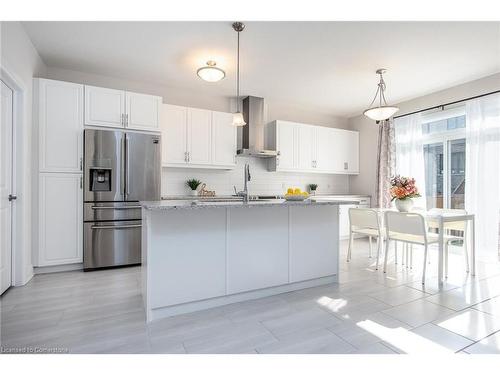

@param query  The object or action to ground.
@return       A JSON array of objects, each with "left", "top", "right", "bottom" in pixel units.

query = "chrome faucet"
[{"left": 235, "top": 163, "right": 251, "bottom": 202}]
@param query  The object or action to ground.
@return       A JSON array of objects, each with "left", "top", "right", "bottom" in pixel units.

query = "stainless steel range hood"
[{"left": 236, "top": 96, "right": 278, "bottom": 158}]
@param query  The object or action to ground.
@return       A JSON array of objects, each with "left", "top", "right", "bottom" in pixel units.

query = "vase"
[
  {"left": 310, "top": 190, "right": 316, "bottom": 196},
  {"left": 190, "top": 189, "right": 198, "bottom": 197},
  {"left": 395, "top": 198, "right": 413, "bottom": 212}
]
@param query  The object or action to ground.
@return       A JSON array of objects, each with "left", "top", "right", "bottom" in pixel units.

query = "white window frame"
[{"left": 421, "top": 106, "right": 466, "bottom": 209}]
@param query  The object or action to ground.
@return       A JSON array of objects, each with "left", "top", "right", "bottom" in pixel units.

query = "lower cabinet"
[
  {"left": 226, "top": 207, "right": 289, "bottom": 294},
  {"left": 289, "top": 205, "right": 339, "bottom": 282},
  {"left": 37, "top": 173, "right": 83, "bottom": 266}
]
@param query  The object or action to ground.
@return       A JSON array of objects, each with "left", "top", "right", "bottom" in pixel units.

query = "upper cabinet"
[
  {"left": 126, "top": 91, "right": 161, "bottom": 131},
  {"left": 36, "top": 79, "right": 84, "bottom": 173},
  {"left": 212, "top": 111, "right": 237, "bottom": 166},
  {"left": 161, "top": 104, "right": 236, "bottom": 169},
  {"left": 268, "top": 120, "right": 359, "bottom": 175},
  {"left": 84, "top": 85, "right": 161, "bottom": 132},
  {"left": 84, "top": 86, "right": 125, "bottom": 128}
]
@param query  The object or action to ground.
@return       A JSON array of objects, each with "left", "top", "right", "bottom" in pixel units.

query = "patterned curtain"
[{"left": 375, "top": 119, "right": 396, "bottom": 208}]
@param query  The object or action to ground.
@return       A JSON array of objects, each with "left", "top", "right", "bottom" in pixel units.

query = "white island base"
[{"left": 141, "top": 202, "right": 341, "bottom": 322}]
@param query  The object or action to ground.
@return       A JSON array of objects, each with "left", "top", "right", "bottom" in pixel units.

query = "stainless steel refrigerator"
[{"left": 83, "top": 129, "right": 161, "bottom": 270}]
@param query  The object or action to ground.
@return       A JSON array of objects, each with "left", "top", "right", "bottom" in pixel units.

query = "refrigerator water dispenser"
[{"left": 89, "top": 168, "right": 112, "bottom": 191}]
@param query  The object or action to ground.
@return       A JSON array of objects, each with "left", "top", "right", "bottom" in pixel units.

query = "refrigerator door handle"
[
  {"left": 125, "top": 134, "right": 130, "bottom": 199},
  {"left": 121, "top": 134, "right": 126, "bottom": 200}
]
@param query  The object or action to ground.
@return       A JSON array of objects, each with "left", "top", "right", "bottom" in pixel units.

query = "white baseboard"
[
  {"left": 34, "top": 263, "right": 83, "bottom": 274},
  {"left": 148, "top": 275, "right": 338, "bottom": 322}
]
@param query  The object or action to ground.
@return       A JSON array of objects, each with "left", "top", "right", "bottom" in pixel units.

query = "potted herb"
[
  {"left": 186, "top": 178, "right": 202, "bottom": 196},
  {"left": 308, "top": 184, "right": 318, "bottom": 195},
  {"left": 390, "top": 175, "right": 421, "bottom": 212}
]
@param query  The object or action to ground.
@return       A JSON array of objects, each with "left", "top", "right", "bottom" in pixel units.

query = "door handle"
[
  {"left": 8, "top": 194, "right": 17, "bottom": 202},
  {"left": 121, "top": 135, "right": 126, "bottom": 199},
  {"left": 91, "top": 224, "right": 142, "bottom": 230},
  {"left": 80, "top": 157, "right": 83, "bottom": 171},
  {"left": 125, "top": 134, "right": 130, "bottom": 199}
]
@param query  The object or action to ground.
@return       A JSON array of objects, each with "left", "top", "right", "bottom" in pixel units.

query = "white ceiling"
[{"left": 23, "top": 21, "right": 500, "bottom": 117}]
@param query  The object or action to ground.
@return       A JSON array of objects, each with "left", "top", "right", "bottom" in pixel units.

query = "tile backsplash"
[{"left": 162, "top": 157, "right": 349, "bottom": 196}]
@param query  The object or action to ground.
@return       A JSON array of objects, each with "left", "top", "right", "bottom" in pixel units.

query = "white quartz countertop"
[{"left": 141, "top": 198, "right": 359, "bottom": 211}]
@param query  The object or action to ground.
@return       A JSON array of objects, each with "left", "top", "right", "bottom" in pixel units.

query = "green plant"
[
  {"left": 186, "top": 178, "right": 202, "bottom": 191},
  {"left": 308, "top": 184, "right": 318, "bottom": 191}
]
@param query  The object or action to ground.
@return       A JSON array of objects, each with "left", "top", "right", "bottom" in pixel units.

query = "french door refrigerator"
[{"left": 83, "top": 129, "right": 161, "bottom": 270}]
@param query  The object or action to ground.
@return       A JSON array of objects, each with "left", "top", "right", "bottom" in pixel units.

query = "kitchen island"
[{"left": 140, "top": 198, "right": 356, "bottom": 322}]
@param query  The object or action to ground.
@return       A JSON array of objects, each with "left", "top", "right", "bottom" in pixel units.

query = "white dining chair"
[
  {"left": 347, "top": 208, "right": 385, "bottom": 270},
  {"left": 383, "top": 211, "right": 461, "bottom": 284},
  {"left": 427, "top": 208, "right": 469, "bottom": 277}
]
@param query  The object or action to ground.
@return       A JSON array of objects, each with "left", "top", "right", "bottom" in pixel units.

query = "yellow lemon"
[
  {"left": 302, "top": 192, "right": 309, "bottom": 197},
  {"left": 294, "top": 188, "right": 301, "bottom": 195},
  {"left": 287, "top": 188, "right": 294, "bottom": 194}
]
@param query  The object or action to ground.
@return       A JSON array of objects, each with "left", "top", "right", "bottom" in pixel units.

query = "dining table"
[{"left": 371, "top": 207, "right": 476, "bottom": 286}]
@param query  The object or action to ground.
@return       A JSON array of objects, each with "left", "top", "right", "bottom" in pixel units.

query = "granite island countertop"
[{"left": 141, "top": 198, "right": 359, "bottom": 211}]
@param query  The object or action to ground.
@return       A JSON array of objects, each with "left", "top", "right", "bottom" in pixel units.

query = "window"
[{"left": 421, "top": 108, "right": 466, "bottom": 209}]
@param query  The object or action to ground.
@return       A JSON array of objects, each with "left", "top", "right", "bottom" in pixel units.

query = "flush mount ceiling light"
[
  {"left": 197, "top": 60, "right": 225, "bottom": 82},
  {"left": 364, "top": 68, "right": 399, "bottom": 122},
  {"left": 232, "top": 22, "right": 246, "bottom": 127}
]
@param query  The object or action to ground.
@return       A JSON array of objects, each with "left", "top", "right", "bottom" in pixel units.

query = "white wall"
[
  {"left": 0, "top": 21, "right": 47, "bottom": 285},
  {"left": 348, "top": 72, "right": 500, "bottom": 200},
  {"left": 162, "top": 157, "right": 349, "bottom": 197}
]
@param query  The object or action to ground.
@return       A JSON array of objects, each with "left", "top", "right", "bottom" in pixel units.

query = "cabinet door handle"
[
  {"left": 187, "top": 152, "right": 190, "bottom": 162},
  {"left": 80, "top": 176, "right": 83, "bottom": 189},
  {"left": 80, "top": 157, "right": 83, "bottom": 171},
  {"left": 344, "top": 162, "right": 348, "bottom": 170},
  {"left": 126, "top": 114, "right": 129, "bottom": 126}
]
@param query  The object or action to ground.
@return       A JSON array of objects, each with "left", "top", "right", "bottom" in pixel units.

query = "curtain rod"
[{"left": 393, "top": 89, "right": 500, "bottom": 120}]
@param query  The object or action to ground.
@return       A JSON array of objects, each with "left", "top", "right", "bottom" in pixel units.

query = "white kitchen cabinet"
[
  {"left": 315, "top": 126, "right": 336, "bottom": 172},
  {"left": 37, "top": 173, "right": 83, "bottom": 266},
  {"left": 297, "top": 124, "right": 314, "bottom": 170},
  {"left": 161, "top": 104, "right": 188, "bottom": 165},
  {"left": 84, "top": 85, "right": 161, "bottom": 131},
  {"left": 84, "top": 85, "right": 125, "bottom": 128},
  {"left": 160, "top": 104, "right": 236, "bottom": 169},
  {"left": 290, "top": 205, "right": 338, "bottom": 282},
  {"left": 125, "top": 92, "right": 161, "bottom": 131},
  {"left": 227, "top": 207, "right": 289, "bottom": 294},
  {"left": 269, "top": 120, "right": 359, "bottom": 175},
  {"left": 36, "top": 79, "right": 83, "bottom": 173},
  {"left": 187, "top": 108, "right": 212, "bottom": 165},
  {"left": 275, "top": 121, "right": 296, "bottom": 170},
  {"left": 212, "top": 111, "right": 236, "bottom": 167},
  {"left": 332, "top": 129, "right": 359, "bottom": 174}
]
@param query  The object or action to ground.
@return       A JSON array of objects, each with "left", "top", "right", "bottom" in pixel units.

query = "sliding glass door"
[{"left": 422, "top": 109, "right": 466, "bottom": 210}]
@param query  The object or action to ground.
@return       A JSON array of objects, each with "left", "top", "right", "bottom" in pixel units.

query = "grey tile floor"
[{"left": 1, "top": 239, "right": 500, "bottom": 354}]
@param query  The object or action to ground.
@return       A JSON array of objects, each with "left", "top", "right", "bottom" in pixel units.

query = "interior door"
[{"left": 0, "top": 80, "right": 13, "bottom": 294}]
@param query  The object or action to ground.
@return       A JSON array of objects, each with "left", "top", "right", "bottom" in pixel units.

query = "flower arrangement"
[{"left": 390, "top": 175, "right": 421, "bottom": 201}]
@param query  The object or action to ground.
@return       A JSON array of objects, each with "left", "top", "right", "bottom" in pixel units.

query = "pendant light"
[
  {"left": 363, "top": 68, "right": 399, "bottom": 122},
  {"left": 197, "top": 60, "right": 225, "bottom": 82},
  {"left": 232, "top": 22, "right": 246, "bottom": 127}
]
